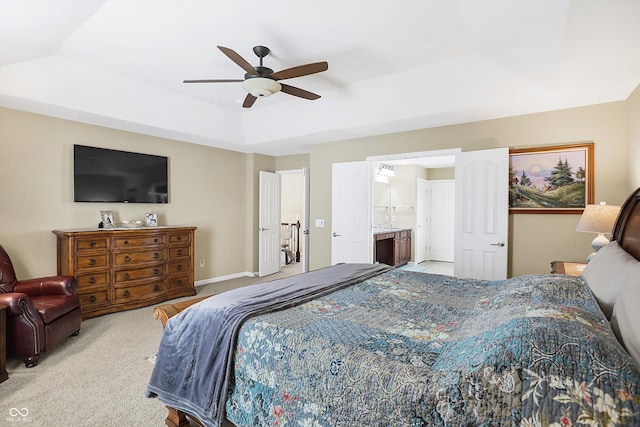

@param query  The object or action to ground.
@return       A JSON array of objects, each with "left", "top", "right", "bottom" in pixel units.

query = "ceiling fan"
[{"left": 184, "top": 45, "right": 329, "bottom": 108}]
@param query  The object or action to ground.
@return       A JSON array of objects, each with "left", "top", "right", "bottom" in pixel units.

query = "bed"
[{"left": 147, "top": 187, "right": 640, "bottom": 427}]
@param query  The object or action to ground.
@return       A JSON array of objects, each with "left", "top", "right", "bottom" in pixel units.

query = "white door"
[
  {"left": 454, "top": 148, "right": 509, "bottom": 280},
  {"left": 430, "top": 180, "right": 455, "bottom": 262},
  {"left": 259, "top": 171, "right": 281, "bottom": 277},
  {"left": 331, "top": 161, "right": 372, "bottom": 264},
  {"left": 415, "top": 179, "right": 429, "bottom": 263}
]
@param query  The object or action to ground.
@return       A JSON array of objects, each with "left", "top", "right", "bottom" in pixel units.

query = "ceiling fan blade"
[
  {"left": 271, "top": 61, "right": 328, "bottom": 80},
  {"left": 183, "top": 79, "right": 243, "bottom": 83},
  {"left": 243, "top": 94, "right": 258, "bottom": 108},
  {"left": 280, "top": 83, "right": 321, "bottom": 100},
  {"left": 217, "top": 46, "right": 258, "bottom": 76}
]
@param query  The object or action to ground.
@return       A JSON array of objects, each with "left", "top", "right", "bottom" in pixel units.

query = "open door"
[
  {"left": 302, "top": 167, "right": 310, "bottom": 272},
  {"left": 454, "top": 148, "right": 509, "bottom": 279},
  {"left": 259, "top": 171, "right": 281, "bottom": 277},
  {"left": 331, "top": 161, "right": 372, "bottom": 264}
]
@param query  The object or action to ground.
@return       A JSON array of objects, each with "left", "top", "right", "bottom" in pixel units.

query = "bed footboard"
[
  {"left": 165, "top": 406, "right": 193, "bottom": 427},
  {"left": 154, "top": 295, "right": 218, "bottom": 426},
  {"left": 153, "top": 295, "right": 209, "bottom": 329}
]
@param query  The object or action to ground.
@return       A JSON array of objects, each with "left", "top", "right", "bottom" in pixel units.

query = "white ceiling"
[{"left": 1, "top": 0, "right": 639, "bottom": 156}]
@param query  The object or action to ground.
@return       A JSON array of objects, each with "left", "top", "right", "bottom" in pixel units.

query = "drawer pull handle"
[
  {"left": 124, "top": 255, "right": 131, "bottom": 262},
  {"left": 89, "top": 276, "right": 96, "bottom": 284},
  {"left": 124, "top": 272, "right": 130, "bottom": 280},
  {"left": 89, "top": 295, "right": 97, "bottom": 303},
  {"left": 124, "top": 240, "right": 129, "bottom": 245},
  {"left": 177, "top": 236, "right": 182, "bottom": 241},
  {"left": 154, "top": 238, "right": 159, "bottom": 243},
  {"left": 176, "top": 279, "right": 183, "bottom": 286},
  {"left": 154, "top": 252, "right": 159, "bottom": 259},
  {"left": 153, "top": 285, "right": 160, "bottom": 292},
  {"left": 89, "top": 258, "right": 96, "bottom": 265},
  {"left": 90, "top": 241, "right": 96, "bottom": 247},
  {"left": 123, "top": 290, "right": 130, "bottom": 297},
  {"left": 153, "top": 268, "right": 159, "bottom": 275},
  {"left": 177, "top": 264, "right": 183, "bottom": 271},
  {"left": 177, "top": 249, "right": 182, "bottom": 256}
]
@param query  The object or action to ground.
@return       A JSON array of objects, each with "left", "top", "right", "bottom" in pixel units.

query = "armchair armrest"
[
  {"left": 0, "top": 292, "right": 35, "bottom": 316},
  {"left": 14, "top": 276, "right": 78, "bottom": 297}
]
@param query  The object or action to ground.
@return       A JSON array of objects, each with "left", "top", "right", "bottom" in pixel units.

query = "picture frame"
[
  {"left": 145, "top": 212, "right": 158, "bottom": 227},
  {"left": 509, "top": 142, "right": 594, "bottom": 214},
  {"left": 100, "top": 210, "right": 116, "bottom": 229}
]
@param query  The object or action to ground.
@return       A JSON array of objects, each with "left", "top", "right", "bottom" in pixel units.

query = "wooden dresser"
[{"left": 53, "top": 226, "right": 196, "bottom": 319}]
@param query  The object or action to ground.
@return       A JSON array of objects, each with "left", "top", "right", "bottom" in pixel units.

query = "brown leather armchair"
[{"left": 0, "top": 245, "right": 82, "bottom": 367}]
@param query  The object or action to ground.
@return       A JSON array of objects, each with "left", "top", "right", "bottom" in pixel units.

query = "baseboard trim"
[{"left": 195, "top": 271, "right": 257, "bottom": 287}]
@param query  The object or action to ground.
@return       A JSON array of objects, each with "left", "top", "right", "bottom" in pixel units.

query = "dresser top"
[{"left": 53, "top": 226, "right": 196, "bottom": 235}]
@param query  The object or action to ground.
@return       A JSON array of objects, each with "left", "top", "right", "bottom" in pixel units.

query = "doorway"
[
  {"left": 278, "top": 168, "right": 309, "bottom": 274},
  {"left": 369, "top": 149, "right": 458, "bottom": 271}
]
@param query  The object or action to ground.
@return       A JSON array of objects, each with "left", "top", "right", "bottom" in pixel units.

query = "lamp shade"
[{"left": 576, "top": 203, "right": 621, "bottom": 234}]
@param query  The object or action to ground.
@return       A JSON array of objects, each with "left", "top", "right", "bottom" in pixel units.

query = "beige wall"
[
  {"left": 0, "top": 108, "right": 256, "bottom": 281},
  {"left": 309, "top": 101, "right": 633, "bottom": 276},
  {"left": 627, "top": 84, "right": 640, "bottom": 192},
  {"left": 2, "top": 92, "right": 638, "bottom": 281}
]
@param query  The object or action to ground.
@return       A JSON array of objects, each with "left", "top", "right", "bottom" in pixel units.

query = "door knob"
[
  {"left": 333, "top": 232, "right": 341, "bottom": 237},
  {"left": 259, "top": 227, "right": 268, "bottom": 231},
  {"left": 490, "top": 242, "right": 505, "bottom": 247}
]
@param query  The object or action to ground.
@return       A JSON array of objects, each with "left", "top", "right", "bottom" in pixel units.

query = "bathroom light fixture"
[
  {"left": 378, "top": 163, "right": 395, "bottom": 177},
  {"left": 241, "top": 77, "right": 282, "bottom": 97},
  {"left": 576, "top": 201, "right": 621, "bottom": 262}
]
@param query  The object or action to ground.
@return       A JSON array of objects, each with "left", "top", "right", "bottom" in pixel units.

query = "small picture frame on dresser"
[
  {"left": 100, "top": 210, "right": 116, "bottom": 229},
  {"left": 145, "top": 212, "right": 158, "bottom": 227}
]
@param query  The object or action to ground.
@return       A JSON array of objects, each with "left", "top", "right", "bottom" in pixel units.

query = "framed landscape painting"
[{"left": 509, "top": 142, "right": 594, "bottom": 214}]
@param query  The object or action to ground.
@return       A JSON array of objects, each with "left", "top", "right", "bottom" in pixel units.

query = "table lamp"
[{"left": 576, "top": 202, "right": 621, "bottom": 262}]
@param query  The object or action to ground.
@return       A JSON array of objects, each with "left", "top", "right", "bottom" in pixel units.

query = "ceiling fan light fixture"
[{"left": 241, "top": 77, "right": 282, "bottom": 97}]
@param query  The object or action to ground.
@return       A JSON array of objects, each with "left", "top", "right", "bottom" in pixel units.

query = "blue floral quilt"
[{"left": 225, "top": 270, "right": 640, "bottom": 426}]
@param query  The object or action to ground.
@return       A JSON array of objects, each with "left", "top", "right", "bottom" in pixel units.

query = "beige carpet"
[{"left": 0, "top": 264, "right": 301, "bottom": 426}]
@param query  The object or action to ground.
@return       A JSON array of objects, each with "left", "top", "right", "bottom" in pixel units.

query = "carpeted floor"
[{"left": 0, "top": 266, "right": 300, "bottom": 426}]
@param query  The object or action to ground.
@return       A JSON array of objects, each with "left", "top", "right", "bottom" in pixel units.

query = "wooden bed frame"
[{"left": 152, "top": 187, "right": 640, "bottom": 427}]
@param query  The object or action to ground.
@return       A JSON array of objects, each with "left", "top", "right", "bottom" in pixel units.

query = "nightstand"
[
  {"left": 550, "top": 261, "right": 587, "bottom": 277},
  {"left": 0, "top": 304, "right": 8, "bottom": 383}
]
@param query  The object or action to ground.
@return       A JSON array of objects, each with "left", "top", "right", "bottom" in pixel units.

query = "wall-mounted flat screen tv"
[{"left": 74, "top": 145, "right": 168, "bottom": 203}]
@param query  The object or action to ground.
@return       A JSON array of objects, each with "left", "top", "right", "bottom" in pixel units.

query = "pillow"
[
  {"left": 580, "top": 241, "right": 640, "bottom": 319},
  {"left": 610, "top": 282, "right": 640, "bottom": 366}
]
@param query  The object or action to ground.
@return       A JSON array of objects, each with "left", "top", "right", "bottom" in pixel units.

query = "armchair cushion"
[{"left": 32, "top": 295, "right": 80, "bottom": 324}]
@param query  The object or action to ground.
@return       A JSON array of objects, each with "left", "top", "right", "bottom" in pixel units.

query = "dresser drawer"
[
  {"left": 169, "top": 233, "right": 191, "bottom": 244},
  {"left": 115, "top": 281, "right": 165, "bottom": 302},
  {"left": 76, "top": 254, "right": 109, "bottom": 271},
  {"left": 114, "top": 249, "right": 166, "bottom": 266},
  {"left": 169, "top": 245, "right": 191, "bottom": 258},
  {"left": 168, "top": 259, "right": 191, "bottom": 274},
  {"left": 167, "top": 274, "right": 191, "bottom": 291},
  {"left": 114, "top": 265, "right": 164, "bottom": 283},
  {"left": 76, "top": 272, "right": 109, "bottom": 288},
  {"left": 75, "top": 237, "right": 109, "bottom": 252},
  {"left": 113, "top": 235, "right": 164, "bottom": 249},
  {"left": 79, "top": 290, "right": 109, "bottom": 308}
]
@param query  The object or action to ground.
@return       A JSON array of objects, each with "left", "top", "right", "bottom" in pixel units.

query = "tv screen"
[{"left": 74, "top": 145, "right": 168, "bottom": 203}]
